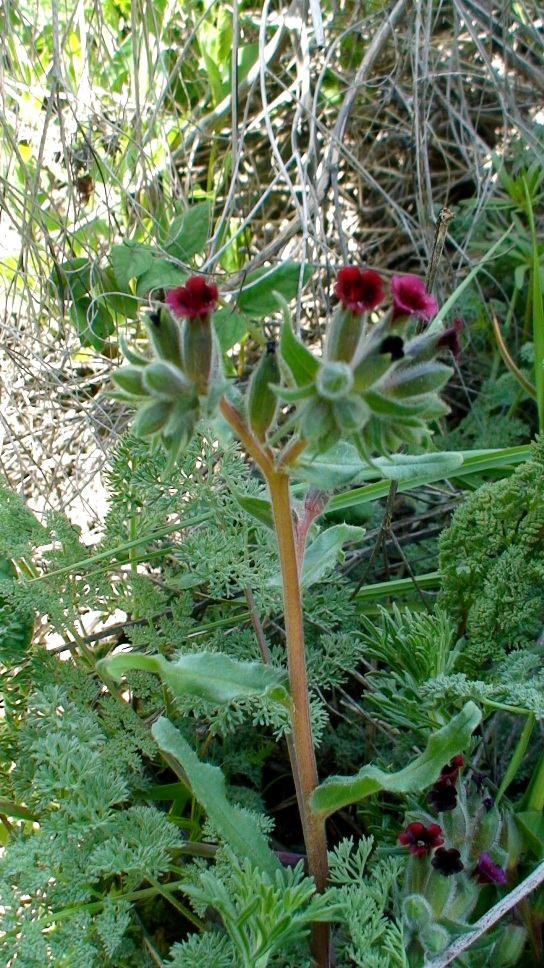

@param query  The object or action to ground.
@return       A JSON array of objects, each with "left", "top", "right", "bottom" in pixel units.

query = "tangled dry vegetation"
[{"left": 0, "top": 0, "right": 542, "bottom": 530}]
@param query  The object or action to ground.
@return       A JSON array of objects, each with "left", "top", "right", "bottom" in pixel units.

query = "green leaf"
[
  {"left": 516, "top": 811, "right": 544, "bottom": 859},
  {"left": 236, "top": 262, "right": 312, "bottom": 316},
  {"left": 162, "top": 202, "right": 211, "bottom": 262},
  {"left": 98, "top": 267, "right": 140, "bottom": 318},
  {"left": 98, "top": 650, "right": 289, "bottom": 706},
  {"left": 311, "top": 702, "right": 482, "bottom": 819},
  {"left": 267, "top": 523, "right": 365, "bottom": 588},
  {"left": 301, "top": 523, "right": 365, "bottom": 588},
  {"left": 294, "top": 443, "right": 464, "bottom": 489},
  {"left": 135, "top": 259, "right": 188, "bottom": 296},
  {"left": 111, "top": 242, "right": 154, "bottom": 290},
  {"left": 279, "top": 311, "right": 319, "bottom": 387},
  {"left": 52, "top": 257, "right": 91, "bottom": 300},
  {"left": 213, "top": 306, "right": 249, "bottom": 352},
  {"left": 232, "top": 489, "right": 275, "bottom": 530},
  {"left": 152, "top": 717, "right": 281, "bottom": 876},
  {"left": 69, "top": 298, "right": 114, "bottom": 352}
]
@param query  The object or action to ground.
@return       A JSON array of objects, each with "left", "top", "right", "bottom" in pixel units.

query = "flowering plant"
[{"left": 104, "top": 264, "right": 483, "bottom": 967}]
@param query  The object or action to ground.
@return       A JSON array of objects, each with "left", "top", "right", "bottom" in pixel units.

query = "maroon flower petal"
[
  {"left": 165, "top": 276, "right": 219, "bottom": 319},
  {"left": 437, "top": 317, "right": 463, "bottom": 358},
  {"left": 473, "top": 852, "right": 507, "bottom": 886},
  {"left": 391, "top": 274, "right": 438, "bottom": 322},
  {"left": 439, "top": 754, "right": 464, "bottom": 784},
  {"left": 427, "top": 779, "right": 458, "bottom": 813},
  {"left": 398, "top": 821, "right": 444, "bottom": 856},
  {"left": 431, "top": 847, "right": 464, "bottom": 876},
  {"left": 335, "top": 267, "right": 384, "bottom": 313}
]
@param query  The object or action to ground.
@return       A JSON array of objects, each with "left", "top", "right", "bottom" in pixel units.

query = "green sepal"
[
  {"left": 132, "top": 399, "right": 172, "bottom": 436},
  {"left": 247, "top": 343, "right": 281, "bottom": 439},
  {"left": 111, "top": 366, "right": 148, "bottom": 397},
  {"left": 119, "top": 333, "right": 149, "bottom": 367},
  {"left": 145, "top": 309, "right": 183, "bottom": 366},
  {"left": 143, "top": 361, "right": 194, "bottom": 399},
  {"left": 278, "top": 300, "right": 319, "bottom": 387},
  {"left": 364, "top": 389, "right": 439, "bottom": 419},
  {"left": 381, "top": 361, "right": 453, "bottom": 398}
]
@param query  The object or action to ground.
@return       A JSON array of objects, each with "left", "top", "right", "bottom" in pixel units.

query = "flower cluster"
[
  {"left": 110, "top": 276, "right": 222, "bottom": 462},
  {"left": 278, "top": 265, "right": 462, "bottom": 456}
]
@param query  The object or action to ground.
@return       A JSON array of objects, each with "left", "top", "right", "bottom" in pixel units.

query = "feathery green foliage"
[{"left": 439, "top": 433, "right": 544, "bottom": 670}]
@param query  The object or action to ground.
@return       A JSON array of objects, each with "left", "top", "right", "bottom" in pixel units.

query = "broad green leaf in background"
[
  {"left": 135, "top": 259, "right": 188, "bottom": 296},
  {"left": 162, "top": 201, "right": 211, "bottom": 262},
  {"left": 98, "top": 650, "right": 290, "bottom": 706},
  {"left": 152, "top": 716, "right": 281, "bottom": 876},
  {"left": 311, "top": 702, "right": 482, "bottom": 818},
  {"left": 213, "top": 306, "right": 249, "bottom": 352},
  {"left": 111, "top": 242, "right": 154, "bottom": 291},
  {"left": 236, "top": 262, "right": 312, "bottom": 316},
  {"left": 69, "top": 298, "right": 115, "bottom": 352}
]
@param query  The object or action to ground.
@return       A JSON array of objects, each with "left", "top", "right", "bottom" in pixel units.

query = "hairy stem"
[
  {"left": 220, "top": 397, "right": 330, "bottom": 965},
  {"left": 267, "top": 469, "right": 330, "bottom": 967}
]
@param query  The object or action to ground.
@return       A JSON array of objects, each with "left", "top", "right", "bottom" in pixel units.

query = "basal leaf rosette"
[
  {"left": 111, "top": 277, "right": 222, "bottom": 461},
  {"left": 278, "top": 267, "right": 460, "bottom": 457}
]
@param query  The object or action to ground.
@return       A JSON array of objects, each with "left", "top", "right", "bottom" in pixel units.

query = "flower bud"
[
  {"left": 247, "top": 340, "right": 280, "bottom": 440},
  {"left": 402, "top": 894, "right": 434, "bottom": 931},
  {"left": 181, "top": 317, "right": 216, "bottom": 394},
  {"left": 492, "top": 924, "right": 527, "bottom": 966},
  {"left": 381, "top": 361, "right": 452, "bottom": 398},
  {"left": 316, "top": 361, "right": 353, "bottom": 400},
  {"left": 332, "top": 396, "right": 370, "bottom": 432}
]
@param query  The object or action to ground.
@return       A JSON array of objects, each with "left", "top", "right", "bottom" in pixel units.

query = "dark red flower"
[
  {"left": 398, "top": 821, "right": 444, "bottom": 856},
  {"left": 165, "top": 277, "right": 219, "bottom": 319},
  {"left": 473, "top": 852, "right": 507, "bottom": 886},
  {"left": 391, "top": 274, "right": 438, "bottom": 322},
  {"left": 427, "top": 779, "right": 458, "bottom": 813},
  {"left": 440, "top": 754, "right": 464, "bottom": 784},
  {"left": 437, "top": 317, "right": 463, "bottom": 358},
  {"left": 431, "top": 847, "right": 464, "bottom": 876},
  {"left": 335, "top": 267, "right": 384, "bottom": 313}
]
